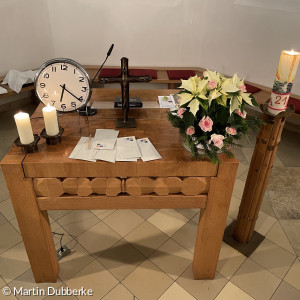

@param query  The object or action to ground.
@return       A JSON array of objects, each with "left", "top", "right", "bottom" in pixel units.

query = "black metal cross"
[{"left": 98, "top": 57, "right": 152, "bottom": 128}]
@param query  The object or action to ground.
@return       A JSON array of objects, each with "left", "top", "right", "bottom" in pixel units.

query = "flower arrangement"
[{"left": 168, "top": 70, "right": 262, "bottom": 164}]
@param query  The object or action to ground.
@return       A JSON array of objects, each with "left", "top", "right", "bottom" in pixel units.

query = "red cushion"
[
  {"left": 130, "top": 69, "right": 157, "bottom": 79},
  {"left": 99, "top": 68, "right": 157, "bottom": 79},
  {"left": 167, "top": 70, "right": 196, "bottom": 80},
  {"left": 245, "top": 83, "right": 261, "bottom": 94},
  {"left": 288, "top": 97, "right": 300, "bottom": 114},
  {"left": 99, "top": 68, "right": 121, "bottom": 77}
]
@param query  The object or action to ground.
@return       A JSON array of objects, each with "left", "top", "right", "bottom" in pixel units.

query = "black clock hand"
[
  {"left": 60, "top": 84, "right": 66, "bottom": 102},
  {"left": 60, "top": 85, "right": 81, "bottom": 101}
]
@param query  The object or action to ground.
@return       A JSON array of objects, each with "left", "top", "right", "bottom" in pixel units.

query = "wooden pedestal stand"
[{"left": 224, "top": 103, "right": 294, "bottom": 256}]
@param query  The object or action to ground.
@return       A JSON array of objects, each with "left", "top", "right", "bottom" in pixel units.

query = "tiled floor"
[{"left": 0, "top": 103, "right": 300, "bottom": 299}]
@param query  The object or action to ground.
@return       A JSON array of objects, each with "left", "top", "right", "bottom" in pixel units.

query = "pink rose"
[
  {"left": 226, "top": 127, "right": 237, "bottom": 135},
  {"left": 208, "top": 80, "right": 217, "bottom": 90},
  {"left": 235, "top": 109, "right": 247, "bottom": 119},
  {"left": 240, "top": 84, "right": 247, "bottom": 92},
  {"left": 210, "top": 134, "right": 225, "bottom": 149},
  {"left": 177, "top": 108, "right": 186, "bottom": 119},
  {"left": 186, "top": 126, "right": 195, "bottom": 136},
  {"left": 199, "top": 116, "right": 213, "bottom": 132}
]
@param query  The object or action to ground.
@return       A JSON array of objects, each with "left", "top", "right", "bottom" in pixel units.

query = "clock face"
[{"left": 34, "top": 58, "right": 92, "bottom": 112}]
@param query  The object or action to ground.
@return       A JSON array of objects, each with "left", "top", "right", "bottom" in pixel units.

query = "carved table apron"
[{"left": 0, "top": 93, "right": 238, "bottom": 283}]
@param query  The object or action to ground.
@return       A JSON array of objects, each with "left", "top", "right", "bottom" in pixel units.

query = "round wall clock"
[{"left": 34, "top": 58, "right": 92, "bottom": 112}]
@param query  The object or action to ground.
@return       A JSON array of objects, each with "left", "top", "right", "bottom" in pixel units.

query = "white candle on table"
[
  {"left": 14, "top": 112, "right": 34, "bottom": 144},
  {"left": 42, "top": 104, "right": 59, "bottom": 136}
]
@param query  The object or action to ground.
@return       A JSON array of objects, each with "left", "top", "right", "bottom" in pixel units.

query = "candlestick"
[
  {"left": 14, "top": 112, "right": 34, "bottom": 144},
  {"left": 42, "top": 104, "right": 59, "bottom": 136},
  {"left": 268, "top": 49, "right": 300, "bottom": 115}
]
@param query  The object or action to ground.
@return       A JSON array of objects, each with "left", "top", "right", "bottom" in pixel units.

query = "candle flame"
[{"left": 284, "top": 49, "right": 300, "bottom": 56}]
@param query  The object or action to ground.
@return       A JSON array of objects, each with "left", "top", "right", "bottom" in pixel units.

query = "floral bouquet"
[{"left": 168, "top": 70, "right": 262, "bottom": 164}]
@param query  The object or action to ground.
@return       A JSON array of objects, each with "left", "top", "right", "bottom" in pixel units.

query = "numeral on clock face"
[{"left": 35, "top": 59, "right": 91, "bottom": 112}]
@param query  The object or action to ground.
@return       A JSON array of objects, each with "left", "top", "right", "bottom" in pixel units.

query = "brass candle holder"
[
  {"left": 40, "top": 127, "right": 64, "bottom": 145},
  {"left": 14, "top": 134, "right": 40, "bottom": 154}
]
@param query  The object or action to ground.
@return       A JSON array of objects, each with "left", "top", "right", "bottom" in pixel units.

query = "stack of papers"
[
  {"left": 69, "top": 129, "right": 162, "bottom": 163},
  {"left": 158, "top": 95, "right": 176, "bottom": 111}
]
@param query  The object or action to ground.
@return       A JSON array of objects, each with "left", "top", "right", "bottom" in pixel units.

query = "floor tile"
[
  {"left": 266, "top": 222, "right": 295, "bottom": 254},
  {"left": 237, "top": 163, "right": 249, "bottom": 178},
  {"left": 149, "top": 239, "right": 192, "bottom": 280},
  {"left": 268, "top": 190, "right": 300, "bottom": 219},
  {"left": 228, "top": 196, "right": 241, "bottom": 220},
  {"left": 177, "top": 265, "right": 227, "bottom": 300},
  {"left": 0, "top": 168, "right": 4, "bottom": 183},
  {"left": 58, "top": 242, "right": 94, "bottom": 282},
  {"left": 90, "top": 209, "right": 115, "bottom": 220},
  {"left": 158, "top": 282, "right": 196, "bottom": 300},
  {"left": 125, "top": 221, "right": 169, "bottom": 257},
  {"left": 241, "top": 147, "right": 254, "bottom": 165},
  {"left": 231, "top": 147, "right": 249, "bottom": 165},
  {"left": 171, "top": 220, "right": 197, "bottom": 254},
  {"left": 0, "top": 242, "right": 30, "bottom": 283},
  {"left": 57, "top": 210, "right": 100, "bottom": 237},
  {"left": 267, "top": 167, "right": 300, "bottom": 191},
  {"left": 175, "top": 208, "right": 199, "bottom": 219},
  {"left": 276, "top": 129, "right": 300, "bottom": 167},
  {"left": 48, "top": 210, "right": 72, "bottom": 221},
  {"left": 232, "top": 179, "right": 245, "bottom": 199},
  {"left": 280, "top": 220, "right": 300, "bottom": 256},
  {"left": 51, "top": 223, "right": 76, "bottom": 249},
  {"left": 0, "top": 182, "right": 9, "bottom": 203},
  {"left": 191, "top": 211, "right": 200, "bottom": 224},
  {"left": 102, "top": 210, "right": 144, "bottom": 237},
  {"left": 122, "top": 260, "right": 173, "bottom": 300},
  {"left": 9, "top": 218, "right": 20, "bottom": 234},
  {"left": 77, "top": 221, "right": 121, "bottom": 256},
  {"left": 0, "top": 199, "right": 15, "bottom": 221},
  {"left": 217, "top": 242, "right": 246, "bottom": 279},
  {"left": 250, "top": 239, "right": 296, "bottom": 279},
  {"left": 0, "top": 212, "right": 7, "bottom": 226},
  {"left": 148, "top": 209, "right": 188, "bottom": 237},
  {"left": 0, "top": 275, "right": 5, "bottom": 288},
  {"left": 215, "top": 281, "right": 254, "bottom": 300},
  {"left": 271, "top": 280, "right": 300, "bottom": 300},
  {"left": 254, "top": 211, "right": 277, "bottom": 236},
  {"left": 66, "top": 260, "right": 118, "bottom": 300},
  {"left": 8, "top": 269, "right": 62, "bottom": 300},
  {"left": 260, "top": 193, "right": 276, "bottom": 218},
  {"left": 134, "top": 209, "right": 158, "bottom": 219},
  {"left": 101, "top": 283, "right": 134, "bottom": 300},
  {"left": 231, "top": 259, "right": 281, "bottom": 300},
  {"left": 284, "top": 258, "right": 300, "bottom": 291},
  {"left": 97, "top": 239, "right": 146, "bottom": 281},
  {"left": 0, "top": 222, "right": 22, "bottom": 255}
]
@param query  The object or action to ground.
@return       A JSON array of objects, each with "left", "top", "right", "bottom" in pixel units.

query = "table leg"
[
  {"left": 192, "top": 162, "right": 238, "bottom": 279},
  {"left": 1, "top": 161, "right": 59, "bottom": 283}
]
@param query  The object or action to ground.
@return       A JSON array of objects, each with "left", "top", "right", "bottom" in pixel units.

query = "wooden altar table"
[{"left": 0, "top": 89, "right": 238, "bottom": 283}]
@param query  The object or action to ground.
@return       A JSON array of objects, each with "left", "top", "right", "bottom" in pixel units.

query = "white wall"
[
  {"left": 0, "top": 0, "right": 54, "bottom": 75},
  {"left": 1, "top": 0, "right": 300, "bottom": 94}
]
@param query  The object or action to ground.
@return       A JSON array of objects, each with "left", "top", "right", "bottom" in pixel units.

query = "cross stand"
[
  {"left": 223, "top": 102, "right": 295, "bottom": 257},
  {"left": 98, "top": 57, "right": 152, "bottom": 128}
]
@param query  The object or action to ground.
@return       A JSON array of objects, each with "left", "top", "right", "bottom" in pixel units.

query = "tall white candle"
[
  {"left": 268, "top": 49, "right": 300, "bottom": 115},
  {"left": 14, "top": 112, "right": 34, "bottom": 144},
  {"left": 42, "top": 104, "right": 59, "bottom": 136}
]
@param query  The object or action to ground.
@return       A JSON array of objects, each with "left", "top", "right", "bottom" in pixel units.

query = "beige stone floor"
[{"left": 0, "top": 103, "right": 300, "bottom": 300}]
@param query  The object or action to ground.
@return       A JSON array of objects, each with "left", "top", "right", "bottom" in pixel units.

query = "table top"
[{"left": 1, "top": 89, "right": 238, "bottom": 178}]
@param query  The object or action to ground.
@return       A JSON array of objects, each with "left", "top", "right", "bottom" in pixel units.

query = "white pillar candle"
[
  {"left": 14, "top": 112, "right": 34, "bottom": 144},
  {"left": 42, "top": 104, "right": 59, "bottom": 136},
  {"left": 268, "top": 49, "right": 300, "bottom": 115}
]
